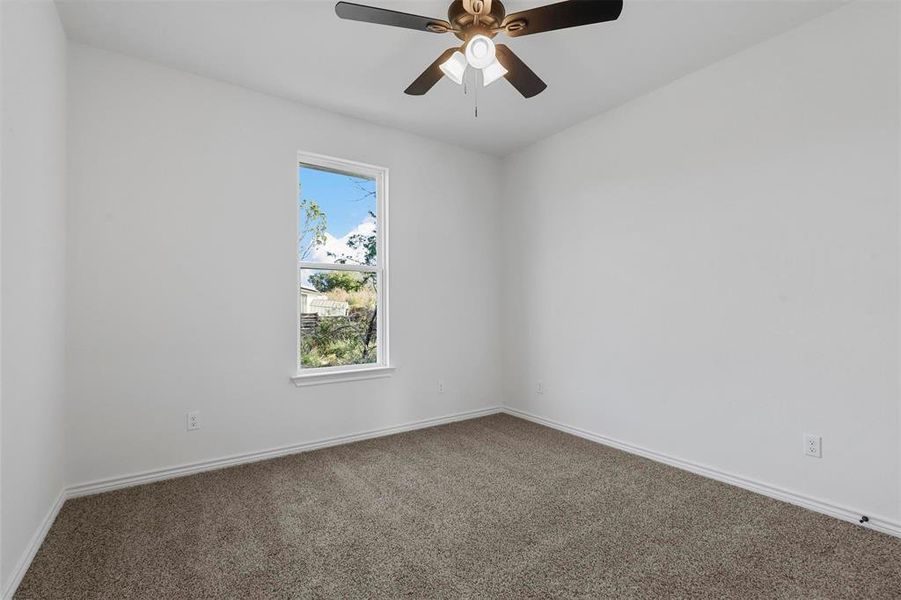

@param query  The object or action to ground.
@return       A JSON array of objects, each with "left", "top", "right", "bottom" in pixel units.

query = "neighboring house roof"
[{"left": 299, "top": 286, "right": 322, "bottom": 294}]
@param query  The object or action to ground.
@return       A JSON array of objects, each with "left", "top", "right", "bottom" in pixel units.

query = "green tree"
[
  {"left": 298, "top": 189, "right": 327, "bottom": 261},
  {"left": 326, "top": 209, "right": 378, "bottom": 360},
  {"left": 308, "top": 271, "right": 364, "bottom": 293}
]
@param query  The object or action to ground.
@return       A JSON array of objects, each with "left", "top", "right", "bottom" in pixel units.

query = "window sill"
[{"left": 291, "top": 365, "right": 395, "bottom": 387}]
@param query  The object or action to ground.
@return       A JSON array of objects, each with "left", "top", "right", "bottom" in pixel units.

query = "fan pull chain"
[{"left": 474, "top": 69, "right": 480, "bottom": 118}]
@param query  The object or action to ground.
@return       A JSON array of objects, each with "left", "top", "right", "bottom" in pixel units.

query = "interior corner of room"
[{"left": 2, "top": 0, "right": 900, "bottom": 598}]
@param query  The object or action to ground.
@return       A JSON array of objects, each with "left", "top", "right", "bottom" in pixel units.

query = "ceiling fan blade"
[
  {"left": 335, "top": 2, "right": 452, "bottom": 33},
  {"left": 405, "top": 48, "right": 459, "bottom": 95},
  {"left": 501, "top": 0, "right": 623, "bottom": 37},
  {"left": 494, "top": 44, "right": 547, "bottom": 98}
]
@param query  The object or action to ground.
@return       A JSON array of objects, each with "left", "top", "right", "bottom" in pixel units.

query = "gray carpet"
[{"left": 14, "top": 414, "right": 901, "bottom": 599}]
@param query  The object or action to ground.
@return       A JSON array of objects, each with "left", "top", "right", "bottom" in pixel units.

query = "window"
[{"left": 295, "top": 152, "right": 389, "bottom": 382}]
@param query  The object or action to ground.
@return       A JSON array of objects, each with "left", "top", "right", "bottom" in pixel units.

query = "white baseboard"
[
  {"left": 67, "top": 405, "right": 504, "bottom": 498},
  {"left": 2, "top": 489, "right": 66, "bottom": 600},
  {"left": 501, "top": 406, "right": 901, "bottom": 539}
]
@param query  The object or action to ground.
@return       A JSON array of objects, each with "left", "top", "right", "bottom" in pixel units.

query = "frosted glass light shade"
[
  {"left": 439, "top": 51, "right": 467, "bottom": 85},
  {"left": 465, "top": 35, "right": 496, "bottom": 70},
  {"left": 482, "top": 60, "right": 508, "bottom": 86}
]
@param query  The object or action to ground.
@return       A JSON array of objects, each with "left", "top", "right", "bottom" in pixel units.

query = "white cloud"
[{"left": 308, "top": 216, "right": 376, "bottom": 265}]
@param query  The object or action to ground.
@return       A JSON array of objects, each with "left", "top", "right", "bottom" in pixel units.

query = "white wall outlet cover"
[
  {"left": 803, "top": 434, "right": 821, "bottom": 458},
  {"left": 437, "top": 380, "right": 445, "bottom": 393},
  {"left": 537, "top": 381, "right": 545, "bottom": 394},
  {"left": 187, "top": 411, "right": 200, "bottom": 431}
]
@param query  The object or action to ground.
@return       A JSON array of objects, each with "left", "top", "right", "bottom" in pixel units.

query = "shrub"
[{"left": 300, "top": 310, "right": 377, "bottom": 368}]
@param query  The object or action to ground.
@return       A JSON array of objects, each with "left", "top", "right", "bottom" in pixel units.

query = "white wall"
[
  {"left": 66, "top": 44, "right": 503, "bottom": 486},
  {"left": 0, "top": 0, "right": 68, "bottom": 593},
  {"left": 501, "top": 1, "right": 900, "bottom": 522}
]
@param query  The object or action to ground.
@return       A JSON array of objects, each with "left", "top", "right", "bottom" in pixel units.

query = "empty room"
[{"left": 2, "top": 0, "right": 900, "bottom": 597}]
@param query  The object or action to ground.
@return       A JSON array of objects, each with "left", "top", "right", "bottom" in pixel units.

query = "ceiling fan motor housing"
[{"left": 448, "top": 0, "right": 506, "bottom": 39}]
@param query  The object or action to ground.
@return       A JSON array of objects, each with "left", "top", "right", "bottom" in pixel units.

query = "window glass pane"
[
  {"left": 299, "top": 269, "right": 378, "bottom": 369},
  {"left": 298, "top": 164, "right": 377, "bottom": 266}
]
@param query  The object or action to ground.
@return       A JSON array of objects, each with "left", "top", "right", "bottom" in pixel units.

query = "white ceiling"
[{"left": 56, "top": 0, "right": 844, "bottom": 156}]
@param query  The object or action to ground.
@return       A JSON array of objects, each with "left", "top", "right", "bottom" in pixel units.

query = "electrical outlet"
[
  {"left": 187, "top": 411, "right": 200, "bottom": 431},
  {"left": 537, "top": 380, "right": 544, "bottom": 394},
  {"left": 437, "top": 380, "right": 445, "bottom": 393},
  {"left": 803, "top": 434, "right": 821, "bottom": 458}
]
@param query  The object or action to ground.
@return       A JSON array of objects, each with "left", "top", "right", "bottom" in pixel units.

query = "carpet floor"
[{"left": 14, "top": 414, "right": 901, "bottom": 599}]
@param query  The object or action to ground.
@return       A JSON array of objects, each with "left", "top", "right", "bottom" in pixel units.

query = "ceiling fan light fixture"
[
  {"left": 481, "top": 59, "right": 507, "bottom": 86},
  {"left": 335, "top": 0, "right": 624, "bottom": 99},
  {"left": 439, "top": 50, "right": 467, "bottom": 85},
  {"left": 464, "top": 34, "right": 496, "bottom": 69}
]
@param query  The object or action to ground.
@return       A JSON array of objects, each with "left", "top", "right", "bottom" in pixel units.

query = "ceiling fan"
[{"left": 335, "top": 0, "right": 623, "bottom": 98}]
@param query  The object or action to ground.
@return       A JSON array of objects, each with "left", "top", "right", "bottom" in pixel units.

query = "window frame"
[{"left": 292, "top": 151, "right": 390, "bottom": 385}]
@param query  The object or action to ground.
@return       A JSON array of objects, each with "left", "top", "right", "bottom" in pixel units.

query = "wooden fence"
[{"left": 300, "top": 313, "right": 320, "bottom": 334}]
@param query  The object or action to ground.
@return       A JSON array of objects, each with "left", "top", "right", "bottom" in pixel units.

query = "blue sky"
[{"left": 298, "top": 165, "right": 376, "bottom": 240}]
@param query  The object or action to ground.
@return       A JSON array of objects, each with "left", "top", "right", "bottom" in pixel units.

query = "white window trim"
[
  {"left": 291, "top": 365, "right": 396, "bottom": 387},
  {"left": 294, "top": 151, "right": 391, "bottom": 385}
]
